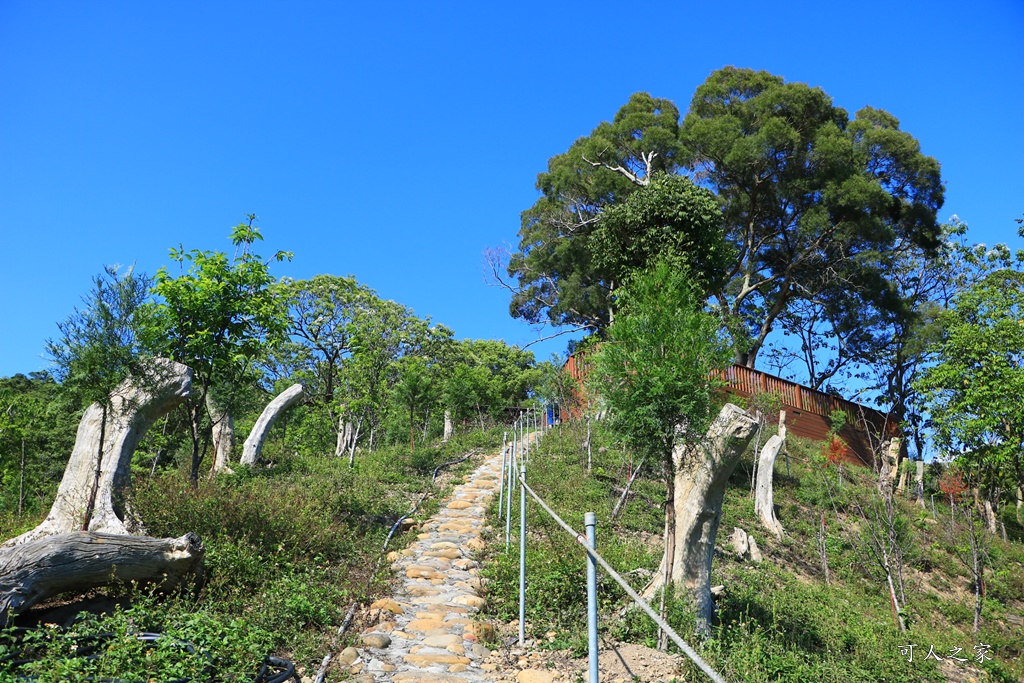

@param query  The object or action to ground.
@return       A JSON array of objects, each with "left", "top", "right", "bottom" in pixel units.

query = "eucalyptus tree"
[
  {"left": 680, "top": 67, "right": 944, "bottom": 367},
  {"left": 140, "top": 217, "right": 292, "bottom": 483},
  {"left": 503, "top": 69, "right": 945, "bottom": 370}
]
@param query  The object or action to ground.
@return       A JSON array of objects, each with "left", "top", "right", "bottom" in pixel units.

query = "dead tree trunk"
[
  {"left": 878, "top": 438, "right": 901, "bottom": 496},
  {"left": 348, "top": 416, "right": 363, "bottom": 469},
  {"left": 0, "top": 360, "right": 204, "bottom": 624},
  {"left": 0, "top": 532, "right": 203, "bottom": 625},
  {"left": 643, "top": 403, "right": 758, "bottom": 638},
  {"left": 5, "top": 360, "right": 192, "bottom": 545},
  {"left": 914, "top": 460, "right": 925, "bottom": 508},
  {"left": 442, "top": 409, "right": 453, "bottom": 443},
  {"left": 206, "top": 394, "right": 235, "bottom": 476},
  {"left": 754, "top": 428, "right": 785, "bottom": 539},
  {"left": 240, "top": 384, "right": 304, "bottom": 466}
]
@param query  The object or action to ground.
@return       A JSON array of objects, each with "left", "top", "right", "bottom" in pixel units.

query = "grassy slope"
[
  {"left": 480, "top": 420, "right": 1024, "bottom": 683},
  {"left": 0, "top": 428, "right": 503, "bottom": 682}
]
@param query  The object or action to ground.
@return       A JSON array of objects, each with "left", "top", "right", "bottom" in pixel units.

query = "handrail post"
[
  {"left": 519, "top": 464, "right": 527, "bottom": 646},
  {"left": 585, "top": 512, "right": 599, "bottom": 683},
  {"left": 506, "top": 428, "right": 515, "bottom": 547},
  {"left": 498, "top": 432, "right": 507, "bottom": 519}
]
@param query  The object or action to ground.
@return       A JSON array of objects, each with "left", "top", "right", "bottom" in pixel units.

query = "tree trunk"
[
  {"left": 336, "top": 418, "right": 356, "bottom": 458},
  {"left": 241, "top": 384, "right": 304, "bottom": 466},
  {"left": 18, "top": 438, "right": 25, "bottom": 517},
  {"left": 206, "top": 394, "right": 235, "bottom": 476},
  {"left": 442, "top": 409, "right": 453, "bottom": 443},
  {"left": 983, "top": 499, "right": 997, "bottom": 535},
  {"left": 348, "top": 417, "right": 363, "bottom": 469},
  {"left": 611, "top": 459, "right": 644, "bottom": 521},
  {"left": 642, "top": 404, "right": 758, "bottom": 638},
  {"left": 896, "top": 463, "right": 909, "bottom": 494},
  {"left": 0, "top": 532, "right": 203, "bottom": 626},
  {"left": 914, "top": 460, "right": 925, "bottom": 508},
  {"left": 878, "top": 438, "right": 901, "bottom": 495},
  {"left": 754, "top": 434, "right": 785, "bottom": 539},
  {"left": 4, "top": 360, "right": 192, "bottom": 545}
]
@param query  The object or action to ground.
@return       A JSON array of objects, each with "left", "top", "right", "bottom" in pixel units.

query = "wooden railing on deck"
[{"left": 719, "top": 365, "right": 870, "bottom": 425}]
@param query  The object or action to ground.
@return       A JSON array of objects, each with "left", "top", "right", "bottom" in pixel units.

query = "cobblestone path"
[{"left": 346, "top": 442, "right": 554, "bottom": 683}]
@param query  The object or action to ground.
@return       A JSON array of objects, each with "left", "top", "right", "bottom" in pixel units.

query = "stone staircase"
[{"left": 343, "top": 442, "right": 554, "bottom": 683}]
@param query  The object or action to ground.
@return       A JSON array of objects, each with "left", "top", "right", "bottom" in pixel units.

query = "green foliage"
[
  {"left": 0, "top": 596, "right": 274, "bottom": 682},
  {"left": 594, "top": 172, "right": 730, "bottom": 295},
  {"left": 46, "top": 265, "right": 152, "bottom": 409},
  {"left": 508, "top": 93, "right": 683, "bottom": 331},
  {"left": 0, "top": 373, "right": 77, "bottom": 522},
  {"left": 484, "top": 420, "right": 1024, "bottom": 683},
  {"left": 142, "top": 217, "right": 292, "bottom": 395},
  {"left": 916, "top": 268, "right": 1024, "bottom": 497},
  {"left": 507, "top": 69, "right": 945, "bottom": 378},
  {"left": 140, "top": 216, "right": 292, "bottom": 480},
  {"left": 681, "top": 67, "right": 944, "bottom": 366},
  {"left": 591, "top": 262, "right": 732, "bottom": 463}
]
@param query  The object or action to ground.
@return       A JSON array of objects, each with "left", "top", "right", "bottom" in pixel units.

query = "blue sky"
[{"left": 2, "top": 0, "right": 1022, "bottom": 380}]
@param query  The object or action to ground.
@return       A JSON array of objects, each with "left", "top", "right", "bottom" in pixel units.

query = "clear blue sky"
[{"left": 2, "top": 0, "right": 1022, "bottom": 379}]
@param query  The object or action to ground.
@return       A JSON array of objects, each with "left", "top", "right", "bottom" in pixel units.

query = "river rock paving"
[{"left": 347, "top": 441, "right": 556, "bottom": 683}]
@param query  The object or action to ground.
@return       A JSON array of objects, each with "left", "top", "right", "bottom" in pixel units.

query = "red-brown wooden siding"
[{"left": 562, "top": 352, "right": 894, "bottom": 469}]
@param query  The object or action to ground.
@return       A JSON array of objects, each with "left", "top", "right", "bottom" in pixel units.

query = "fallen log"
[{"left": 0, "top": 532, "right": 203, "bottom": 626}]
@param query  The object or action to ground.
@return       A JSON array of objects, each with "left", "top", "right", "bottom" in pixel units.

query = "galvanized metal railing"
[{"left": 495, "top": 412, "right": 727, "bottom": 683}]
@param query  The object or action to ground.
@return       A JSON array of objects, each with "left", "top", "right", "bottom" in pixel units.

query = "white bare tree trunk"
[
  {"left": 915, "top": 460, "right": 925, "bottom": 508},
  {"left": 0, "top": 532, "right": 203, "bottom": 625},
  {"left": 0, "top": 360, "right": 205, "bottom": 624},
  {"left": 983, "top": 499, "right": 997, "bottom": 534},
  {"left": 754, "top": 430, "right": 785, "bottom": 539},
  {"left": 5, "top": 360, "right": 192, "bottom": 546},
  {"left": 206, "top": 394, "right": 235, "bottom": 475},
  {"left": 335, "top": 417, "right": 357, "bottom": 458},
  {"left": 348, "top": 416, "right": 363, "bottom": 468},
  {"left": 643, "top": 403, "right": 758, "bottom": 638},
  {"left": 241, "top": 384, "right": 304, "bottom": 466},
  {"left": 442, "top": 409, "right": 453, "bottom": 443}
]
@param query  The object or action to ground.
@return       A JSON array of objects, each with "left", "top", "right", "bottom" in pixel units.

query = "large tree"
[
  {"left": 502, "top": 70, "right": 945, "bottom": 369},
  {"left": 499, "top": 93, "right": 684, "bottom": 333},
  {"left": 680, "top": 67, "right": 944, "bottom": 366},
  {"left": 278, "top": 275, "right": 380, "bottom": 457},
  {"left": 140, "top": 217, "right": 292, "bottom": 483}
]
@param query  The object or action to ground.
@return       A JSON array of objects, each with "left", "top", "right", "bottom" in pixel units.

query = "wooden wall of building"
[{"left": 562, "top": 353, "right": 895, "bottom": 469}]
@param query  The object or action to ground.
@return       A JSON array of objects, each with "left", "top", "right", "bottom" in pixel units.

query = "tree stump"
[
  {"left": 4, "top": 359, "right": 193, "bottom": 545},
  {"left": 643, "top": 403, "right": 758, "bottom": 637}
]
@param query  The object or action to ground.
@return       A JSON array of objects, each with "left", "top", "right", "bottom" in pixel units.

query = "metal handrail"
[{"left": 515, "top": 474, "right": 728, "bottom": 683}]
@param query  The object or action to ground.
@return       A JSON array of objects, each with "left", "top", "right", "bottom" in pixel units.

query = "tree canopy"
[
  {"left": 503, "top": 68, "right": 945, "bottom": 370},
  {"left": 916, "top": 268, "right": 1024, "bottom": 501},
  {"left": 140, "top": 217, "right": 292, "bottom": 481}
]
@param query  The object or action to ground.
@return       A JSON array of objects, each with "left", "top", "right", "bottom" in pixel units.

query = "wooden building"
[{"left": 563, "top": 352, "right": 895, "bottom": 469}]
